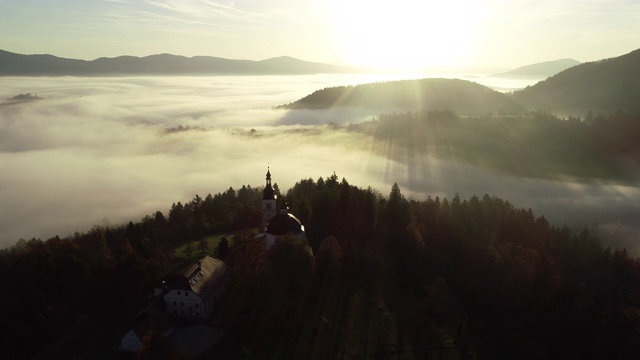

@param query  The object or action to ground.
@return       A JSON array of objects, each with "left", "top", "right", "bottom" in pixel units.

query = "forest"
[
  {"left": 2, "top": 174, "right": 640, "bottom": 359},
  {"left": 339, "top": 109, "right": 640, "bottom": 182}
]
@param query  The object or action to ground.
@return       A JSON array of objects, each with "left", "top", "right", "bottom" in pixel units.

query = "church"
[{"left": 259, "top": 167, "right": 306, "bottom": 249}]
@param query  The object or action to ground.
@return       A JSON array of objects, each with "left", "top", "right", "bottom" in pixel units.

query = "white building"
[
  {"left": 122, "top": 255, "right": 227, "bottom": 353},
  {"left": 157, "top": 255, "right": 227, "bottom": 320}
]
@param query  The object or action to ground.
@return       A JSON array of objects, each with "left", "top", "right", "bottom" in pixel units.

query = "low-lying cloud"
[{"left": 2, "top": 75, "right": 640, "bottom": 255}]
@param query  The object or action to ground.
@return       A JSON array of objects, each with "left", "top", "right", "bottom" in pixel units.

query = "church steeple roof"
[{"left": 262, "top": 166, "right": 275, "bottom": 200}]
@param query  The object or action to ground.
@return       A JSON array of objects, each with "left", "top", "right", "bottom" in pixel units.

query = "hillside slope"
[
  {"left": 513, "top": 48, "right": 640, "bottom": 114},
  {"left": 279, "top": 78, "right": 525, "bottom": 115},
  {"left": 490, "top": 58, "right": 581, "bottom": 79}
]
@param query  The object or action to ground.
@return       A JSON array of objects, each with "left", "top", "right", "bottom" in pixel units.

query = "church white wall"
[
  {"left": 262, "top": 198, "right": 277, "bottom": 225},
  {"left": 164, "top": 289, "right": 205, "bottom": 319}
]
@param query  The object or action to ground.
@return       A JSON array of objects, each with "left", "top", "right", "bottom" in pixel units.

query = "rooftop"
[{"left": 159, "top": 255, "right": 227, "bottom": 295}]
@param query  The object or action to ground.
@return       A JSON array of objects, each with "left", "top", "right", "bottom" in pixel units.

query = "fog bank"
[{"left": 1, "top": 75, "right": 639, "bottom": 254}]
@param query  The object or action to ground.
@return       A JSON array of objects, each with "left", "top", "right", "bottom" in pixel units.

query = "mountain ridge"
[
  {"left": 0, "top": 49, "right": 354, "bottom": 76},
  {"left": 278, "top": 46, "right": 640, "bottom": 117},
  {"left": 490, "top": 58, "right": 581, "bottom": 79}
]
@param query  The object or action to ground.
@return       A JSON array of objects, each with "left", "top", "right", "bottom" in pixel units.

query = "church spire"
[
  {"left": 261, "top": 166, "right": 277, "bottom": 227},
  {"left": 262, "top": 166, "right": 275, "bottom": 200}
]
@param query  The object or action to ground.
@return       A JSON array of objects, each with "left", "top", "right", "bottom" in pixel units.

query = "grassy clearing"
[
  {"left": 174, "top": 233, "right": 230, "bottom": 259},
  {"left": 170, "top": 233, "right": 232, "bottom": 272},
  {"left": 171, "top": 228, "right": 260, "bottom": 272}
]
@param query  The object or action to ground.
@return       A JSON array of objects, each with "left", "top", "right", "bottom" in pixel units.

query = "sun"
[{"left": 326, "top": 0, "right": 481, "bottom": 71}]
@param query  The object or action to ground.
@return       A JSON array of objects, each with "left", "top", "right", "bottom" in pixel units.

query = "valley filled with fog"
[{"left": 2, "top": 74, "right": 640, "bottom": 253}]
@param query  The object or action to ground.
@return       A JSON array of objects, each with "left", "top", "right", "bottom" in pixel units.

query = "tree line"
[
  {"left": 2, "top": 175, "right": 640, "bottom": 358},
  {"left": 218, "top": 175, "right": 640, "bottom": 359}
]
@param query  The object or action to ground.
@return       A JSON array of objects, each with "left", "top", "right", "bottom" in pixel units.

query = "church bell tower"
[{"left": 261, "top": 167, "right": 277, "bottom": 227}]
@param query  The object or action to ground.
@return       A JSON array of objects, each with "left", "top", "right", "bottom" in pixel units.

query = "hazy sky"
[{"left": 1, "top": 0, "right": 639, "bottom": 70}]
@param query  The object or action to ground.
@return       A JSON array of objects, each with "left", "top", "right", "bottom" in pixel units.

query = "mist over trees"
[
  {"left": 336, "top": 109, "right": 640, "bottom": 182},
  {"left": 2, "top": 175, "right": 640, "bottom": 358}
]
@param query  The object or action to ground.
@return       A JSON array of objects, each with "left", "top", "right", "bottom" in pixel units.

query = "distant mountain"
[
  {"left": 279, "top": 78, "right": 525, "bottom": 115},
  {"left": 513, "top": 48, "right": 640, "bottom": 114},
  {"left": 490, "top": 58, "right": 581, "bottom": 79},
  {"left": 0, "top": 50, "right": 353, "bottom": 76}
]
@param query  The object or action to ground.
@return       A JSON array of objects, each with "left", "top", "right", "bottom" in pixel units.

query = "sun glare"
[{"left": 327, "top": 0, "right": 481, "bottom": 71}]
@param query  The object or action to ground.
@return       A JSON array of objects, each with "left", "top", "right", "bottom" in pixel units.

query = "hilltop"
[
  {"left": 3, "top": 175, "right": 640, "bottom": 359},
  {"left": 0, "top": 49, "right": 354, "bottom": 76},
  {"left": 278, "top": 78, "right": 525, "bottom": 115},
  {"left": 513, "top": 48, "right": 640, "bottom": 114}
]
